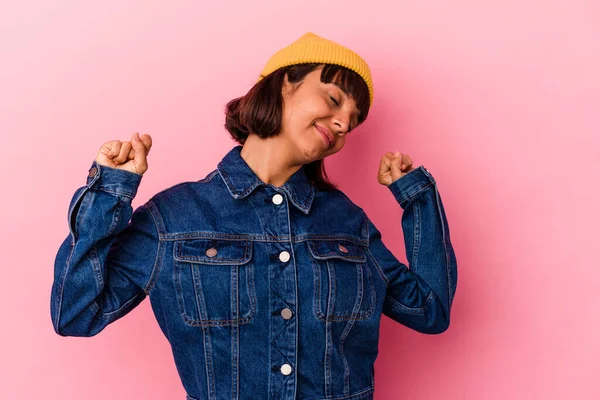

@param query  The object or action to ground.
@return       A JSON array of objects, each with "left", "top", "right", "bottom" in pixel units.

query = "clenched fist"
[
  {"left": 377, "top": 151, "right": 417, "bottom": 187},
  {"left": 96, "top": 132, "right": 153, "bottom": 176}
]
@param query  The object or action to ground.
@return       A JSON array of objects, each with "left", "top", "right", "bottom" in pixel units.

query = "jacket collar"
[{"left": 217, "top": 145, "right": 316, "bottom": 214}]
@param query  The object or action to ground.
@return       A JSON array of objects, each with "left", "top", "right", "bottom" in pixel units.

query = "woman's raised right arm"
[
  {"left": 50, "top": 133, "right": 161, "bottom": 337},
  {"left": 51, "top": 161, "right": 162, "bottom": 336}
]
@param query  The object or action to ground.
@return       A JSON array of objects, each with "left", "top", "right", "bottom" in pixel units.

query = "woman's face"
[{"left": 280, "top": 65, "right": 360, "bottom": 162}]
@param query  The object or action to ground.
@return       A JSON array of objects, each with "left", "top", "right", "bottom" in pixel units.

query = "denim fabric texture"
[{"left": 51, "top": 144, "right": 458, "bottom": 400}]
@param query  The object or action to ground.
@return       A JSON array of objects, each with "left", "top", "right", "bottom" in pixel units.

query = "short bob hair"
[{"left": 224, "top": 63, "right": 371, "bottom": 192}]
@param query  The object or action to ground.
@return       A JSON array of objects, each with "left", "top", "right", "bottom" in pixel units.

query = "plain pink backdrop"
[{"left": 1, "top": 0, "right": 599, "bottom": 399}]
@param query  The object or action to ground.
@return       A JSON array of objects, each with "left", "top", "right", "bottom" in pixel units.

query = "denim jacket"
[{"left": 51, "top": 144, "right": 457, "bottom": 400}]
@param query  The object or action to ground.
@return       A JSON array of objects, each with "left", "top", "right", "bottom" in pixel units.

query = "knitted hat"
[{"left": 258, "top": 32, "right": 374, "bottom": 106}]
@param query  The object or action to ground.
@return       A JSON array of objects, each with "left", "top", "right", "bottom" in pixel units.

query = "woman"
[{"left": 51, "top": 32, "right": 458, "bottom": 400}]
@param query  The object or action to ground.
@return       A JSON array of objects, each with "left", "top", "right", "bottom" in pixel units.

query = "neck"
[{"left": 239, "top": 134, "right": 302, "bottom": 188}]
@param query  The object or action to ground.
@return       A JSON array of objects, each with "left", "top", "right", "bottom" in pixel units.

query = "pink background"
[{"left": 1, "top": 0, "right": 599, "bottom": 398}]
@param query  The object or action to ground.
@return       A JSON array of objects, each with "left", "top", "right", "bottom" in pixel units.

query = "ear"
[{"left": 282, "top": 73, "right": 293, "bottom": 99}]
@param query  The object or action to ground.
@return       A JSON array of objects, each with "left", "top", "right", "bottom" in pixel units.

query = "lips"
[{"left": 315, "top": 124, "right": 334, "bottom": 148}]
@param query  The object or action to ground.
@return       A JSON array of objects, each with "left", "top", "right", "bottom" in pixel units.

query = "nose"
[{"left": 332, "top": 112, "right": 351, "bottom": 134}]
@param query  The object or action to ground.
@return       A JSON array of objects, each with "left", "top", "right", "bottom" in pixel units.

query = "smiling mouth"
[{"left": 314, "top": 125, "right": 333, "bottom": 149}]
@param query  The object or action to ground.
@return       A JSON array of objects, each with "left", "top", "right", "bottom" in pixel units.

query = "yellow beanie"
[{"left": 258, "top": 32, "right": 374, "bottom": 106}]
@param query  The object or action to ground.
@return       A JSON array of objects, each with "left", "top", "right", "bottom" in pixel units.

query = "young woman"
[{"left": 51, "top": 32, "right": 458, "bottom": 400}]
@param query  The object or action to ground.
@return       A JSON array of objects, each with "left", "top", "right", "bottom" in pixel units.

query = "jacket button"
[
  {"left": 205, "top": 248, "right": 217, "bottom": 257},
  {"left": 272, "top": 194, "right": 283, "bottom": 205},
  {"left": 279, "top": 251, "right": 290, "bottom": 262},
  {"left": 338, "top": 244, "right": 348, "bottom": 253},
  {"left": 280, "top": 308, "right": 292, "bottom": 319},
  {"left": 280, "top": 364, "right": 292, "bottom": 375},
  {"left": 88, "top": 166, "right": 97, "bottom": 178}
]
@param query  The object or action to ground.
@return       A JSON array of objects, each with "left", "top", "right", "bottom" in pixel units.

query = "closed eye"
[{"left": 329, "top": 95, "right": 339, "bottom": 106}]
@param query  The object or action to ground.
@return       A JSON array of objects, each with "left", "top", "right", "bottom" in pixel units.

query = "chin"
[
  {"left": 298, "top": 141, "right": 327, "bottom": 162},
  {"left": 301, "top": 147, "right": 322, "bottom": 161}
]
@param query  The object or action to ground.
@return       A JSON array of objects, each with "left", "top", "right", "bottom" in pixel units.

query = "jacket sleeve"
[
  {"left": 50, "top": 160, "right": 161, "bottom": 337},
  {"left": 365, "top": 166, "right": 458, "bottom": 334}
]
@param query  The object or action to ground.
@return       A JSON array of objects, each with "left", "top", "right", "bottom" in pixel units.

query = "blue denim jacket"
[{"left": 51, "top": 144, "right": 457, "bottom": 400}]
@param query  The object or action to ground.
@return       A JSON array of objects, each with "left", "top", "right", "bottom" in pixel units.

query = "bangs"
[{"left": 320, "top": 64, "right": 371, "bottom": 124}]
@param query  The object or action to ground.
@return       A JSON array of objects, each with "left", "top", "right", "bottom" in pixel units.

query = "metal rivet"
[
  {"left": 205, "top": 247, "right": 217, "bottom": 257},
  {"left": 272, "top": 194, "right": 283, "bottom": 205},
  {"left": 88, "top": 166, "right": 97, "bottom": 178},
  {"left": 279, "top": 251, "right": 290, "bottom": 262},
  {"left": 280, "top": 363, "right": 292, "bottom": 375},
  {"left": 280, "top": 308, "right": 293, "bottom": 320},
  {"left": 338, "top": 244, "right": 348, "bottom": 253}
]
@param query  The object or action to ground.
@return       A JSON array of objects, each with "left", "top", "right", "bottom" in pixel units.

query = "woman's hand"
[
  {"left": 377, "top": 151, "right": 416, "bottom": 187},
  {"left": 95, "top": 132, "right": 153, "bottom": 176}
]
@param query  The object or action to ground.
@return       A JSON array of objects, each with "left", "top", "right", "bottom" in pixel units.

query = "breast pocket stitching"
[
  {"left": 308, "top": 239, "right": 375, "bottom": 322},
  {"left": 173, "top": 238, "right": 256, "bottom": 327}
]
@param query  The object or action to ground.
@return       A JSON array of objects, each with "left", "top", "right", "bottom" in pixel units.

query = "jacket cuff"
[
  {"left": 85, "top": 160, "right": 143, "bottom": 199},
  {"left": 387, "top": 165, "right": 436, "bottom": 206}
]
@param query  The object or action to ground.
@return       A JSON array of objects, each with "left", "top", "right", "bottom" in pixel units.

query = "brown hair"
[{"left": 224, "top": 63, "right": 371, "bottom": 191}]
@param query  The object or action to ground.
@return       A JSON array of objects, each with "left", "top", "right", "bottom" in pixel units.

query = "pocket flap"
[
  {"left": 174, "top": 238, "right": 252, "bottom": 265},
  {"left": 308, "top": 240, "right": 367, "bottom": 263}
]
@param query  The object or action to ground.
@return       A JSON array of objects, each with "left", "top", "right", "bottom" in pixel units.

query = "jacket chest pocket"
[
  {"left": 308, "top": 239, "right": 375, "bottom": 322},
  {"left": 173, "top": 238, "right": 256, "bottom": 327}
]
